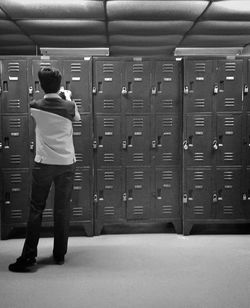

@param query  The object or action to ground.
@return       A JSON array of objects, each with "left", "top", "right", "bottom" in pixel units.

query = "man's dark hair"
[{"left": 38, "top": 67, "right": 62, "bottom": 94}]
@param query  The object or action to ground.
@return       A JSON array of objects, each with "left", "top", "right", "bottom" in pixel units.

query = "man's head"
[{"left": 38, "top": 67, "right": 62, "bottom": 94}]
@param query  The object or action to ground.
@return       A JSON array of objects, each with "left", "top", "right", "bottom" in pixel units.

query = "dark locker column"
[
  {"left": 152, "top": 60, "right": 182, "bottom": 233},
  {"left": 0, "top": 59, "right": 31, "bottom": 239},
  {"left": 183, "top": 60, "right": 215, "bottom": 235},
  {"left": 214, "top": 60, "right": 245, "bottom": 221},
  {"left": 93, "top": 59, "right": 125, "bottom": 235}
]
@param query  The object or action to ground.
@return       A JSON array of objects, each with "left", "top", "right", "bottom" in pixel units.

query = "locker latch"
[
  {"left": 243, "top": 193, "right": 247, "bottom": 201},
  {"left": 30, "top": 141, "right": 34, "bottom": 152},
  {"left": 121, "top": 87, "right": 128, "bottom": 95},
  {"left": 212, "top": 193, "right": 218, "bottom": 203},
  {"left": 92, "top": 87, "right": 97, "bottom": 94},
  {"left": 28, "top": 86, "right": 34, "bottom": 96},
  {"left": 122, "top": 193, "right": 127, "bottom": 202},
  {"left": 212, "top": 140, "right": 218, "bottom": 150},
  {"left": 244, "top": 85, "right": 249, "bottom": 95},
  {"left": 152, "top": 87, "right": 157, "bottom": 95},
  {"left": 93, "top": 194, "right": 98, "bottom": 203},
  {"left": 183, "top": 194, "right": 188, "bottom": 204},
  {"left": 0, "top": 86, "right": 2, "bottom": 95},
  {"left": 184, "top": 85, "right": 189, "bottom": 95},
  {"left": 151, "top": 140, "right": 156, "bottom": 149},
  {"left": 183, "top": 140, "right": 189, "bottom": 150},
  {"left": 122, "top": 140, "right": 127, "bottom": 150},
  {"left": 93, "top": 140, "right": 97, "bottom": 150},
  {"left": 213, "top": 84, "right": 219, "bottom": 94},
  {"left": 0, "top": 142, "right": 2, "bottom": 150}
]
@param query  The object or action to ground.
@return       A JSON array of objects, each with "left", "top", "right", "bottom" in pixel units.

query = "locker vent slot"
[
  {"left": 161, "top": 99, "right": 173, "bottom": 108},
  {"left": 162, "top": 170, "right": 173, "bottom": 180},
  {"left": 194, "top": 153, "right": 204, "bottom": 161},
  {"left": 10, "top": 173, "right": 22, "bottom": 183},
  {"left": 225, "top": 63, "right": 236, "bottom": 72},
  {"left": 104, "top": 171, "right": 115, "bottom": 181},
  {"left": 104, "top": 206, "right": 115, "bottom": 216},
  {"left": 133, "top": 64, "right": 143, "bottom": 73},
  {"left": 104, "top": 100, "right": 114, "bottom": 109},
  {"left": 133, "top": 153, "right": 144, "bottom": 162},
  {"left": 195, "top": 63, "right": 206, "bottom": 72},
  {"left": 224, "top": 171, "right": 233, "bottom": 180},
  {"left": 223, "top": 205, "right": 233, "bottom": 215},
  {"left": 133, "top": 118, "right": 144, "bottom": 127},
  {"left": 104, "top": 118, "right": 115, "bottom": 127},
  {"left": 194, "top": 206, "right": 204, "bottom": 215},
  {"left": 11, "top": 210, "right": 22, "bottom": 220},
  {"left": 8, "top": 62, "right": 20, "bottom": 72},
  {"left": 224, "top": 152, "right": 234, "bottom": 161},
  {"left": 162, "top": 153, "right": 173, "bottom": 161},
  {"left": 194, "top": 171, "right": 204, "bottom": 181},
  {"left": 74, "top": 99, "right": 82, "bottom": 109},
  {"left": 162, "top": 118, "right": 173, "bottom": 127},
  {"left": 9, "top": 118, "right": 21, "bottom": 128},
  {"left": 132, "top": 100, "right": 144, "bottom": 109},
  {"left": 162, "top": 63, "right": 174, "bottom": 73},
  {"left": 224, "top": 117, "right": 234, "bottom": 127},
  {"left": 72, "top": 207, "right": 83, "bottom": 217},
  {"left": 9, "top": 100, "right": 21, "bottom": 109},
  {"left": 43, "top": 209, "right": 53, "bottom": 218},
  {"left": 104, "top": 153, "right": 115, "bottom": 162},
  {"left": 71, "top": 63, "right": 81, "bottom": 72},
  {"left": 195, "top": 118, "right": 205, "bottom": 127},
  {"left": 103, "top": 64, "right": 114, "bottom": 73},
  {"left": 224, "top": 98, "right": 235, "bottom": 108},
  {"left": 75, "top": 153, "right": 84, "bottom": 162},
  {"left": 162, "top": 205, "right": 173, "bottom": 214},
  {"left": 73, "top": 120, "right": 82, "bottom": 128},
  {"left": 194, "top": 99, "right": 205, "bottom": 108},
  {"left": 133, "top": 205, "right": 144, "bottom": 215},
  {"left": 10, "top": 155, "right": 21, "bottom": 164},
  {"left": 133, "top": 171, "right": 144, "bottom": 180},
  {"left": 74, "top": 172, "right": 83, "bottom": 182},
  {"left": 40, "top": 62, "right": 52, "bottom": 69}
]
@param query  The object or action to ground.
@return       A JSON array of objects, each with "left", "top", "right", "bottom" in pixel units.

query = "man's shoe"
[
  {"left": 8, "top": 256, "right": 36, "bottom": 273},
  {"left": 53, "top": 256, "right": 65, "bottom": 265}
]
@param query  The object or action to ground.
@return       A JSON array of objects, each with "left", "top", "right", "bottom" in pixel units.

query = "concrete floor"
[{"left": 0, "top": 233, "right": 250, "bottom": 308}]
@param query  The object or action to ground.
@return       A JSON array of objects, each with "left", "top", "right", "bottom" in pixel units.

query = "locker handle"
[
  {"left": 157, "top": 189, "right": 162, "bottom": 200},
  {"left": 3, "top": 81, "right": 8, "bottom": 92},
  {"left": 128, "top": 136, "right": 133, "bottom": 147},
  {"left": 4, "top": 137, "right": 10, "bottom": 149},
  {"left": 122, "top": 87, "right": 128, "bottom": 95},
  {"left": 152, "top": 87, "right": 157, "bottom": 95},
  {"left": 5, "top": 192, "right": 10, "bottom": 205},
  {"left": 28, "top": 86, "right": 33, "bottom": 96},
  {"left": 184, "top": 85, "right": 189, "bottom": 95},
  {"left": 157, "top": 136, "right": 162, "bottom": 148},
  {"left": 183, "top": 140, "right": 189, "bottom": 150},
  {"left": 30, "top": 141, "right": 34, "bottom": 152},
  {"left": 244, "top": 84, "right": 248, "bottom": 95},
  {"left": 152, "top": 140, "right": 156, "bottom": 149},
  {"left": 218, "top": 135, "right": 223, "bottom": 147},
  {"left": 214, "top": 84, "right": 219, "bottom": 94},
  {"left": 212, "top": 193, "right": 218, "bottom": 203},
  {"left": 98, "top": 136, "right": 103, "bottom": 148},
  {"left": 92, "top": 87, "right": 97, "bottom": 94},
  {"left": 212, "top": 140, "right": 218, "bottom": 150},
  {"left": 128, "top": 189, "right": 133, "bottom": 201}
]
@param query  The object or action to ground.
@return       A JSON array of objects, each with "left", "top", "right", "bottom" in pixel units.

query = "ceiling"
[{"left": 1, "top": 0, "right": 250, "bottom": 57}]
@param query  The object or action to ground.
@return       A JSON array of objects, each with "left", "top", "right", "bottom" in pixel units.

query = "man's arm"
[{"left": 73, "top": 103, "right": 81, "bottom": 121}]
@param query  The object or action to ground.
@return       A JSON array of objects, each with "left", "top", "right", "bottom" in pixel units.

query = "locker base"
[{"left": 183, "top": 219, "right": 250, "bottom": 236}]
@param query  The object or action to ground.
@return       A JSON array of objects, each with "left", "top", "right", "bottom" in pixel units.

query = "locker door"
[
  {"left": 62, "top": 60, "right": 91, "bottom": 113},
  {"left": 216, "top": 114, "right": 242, "bottom": 165},
  {"left": 95, "top": 115, "right": 121, "bottom": 167},
  {"left": 184, "top": 114, "right": 213, "bottom": 166},
  {"left": 245, "top": 168, "right": 250, "bottom": 218},
  {"left": 93, "top": 60, "right": 122, "bottom": 114},
  {"left": 70, "top": 168, "right": 92, "bottom": 222},
  {"left": 30, "top": 60, "right": 62, "bottom": 100},
  {"left": 1, "top": 60, "right": 28, "bottom": 113},
  {"left": 123, "top": 61, "right": 151, "bottom": 113},
  {"left": 153, "top": 60, "right": 180, "bottom": 114},
  {"left": 183, "top": 167, "right": 213, "bottom": 220},
  {"left": 154, "top": 167, "right": 180, "bottom": 219},
  {"left": 126, "top": 167, "right": 152, "bottom": 220},
  {"left": 125, "top": 115, "right": 150, "bottom": 166},
  {"left": 246, "top": 115, "right": 250, "bottom": 165},
  {"left": 183, "top": 60, "right": 213, "bottom": 113},
  {"left": 154, "top": 115, "right": 180, "bottom": 165},
  {"left": 1, "top": 115, "right": 30, "bottom": 168},
  {"left": 2, "top": 170, "right": 30, "bottom": 225},
  {"left": 73, "top": 115, "right": 92, "bottom": 167},
  {"left": 215, "top": 167, "right": 243, "bottom": 219},
  {"left": 215, "top": 60, "right": 243, "bottom": 112},
  {"left": 96, "top": 168, "right": 124, "bottom": 223}
]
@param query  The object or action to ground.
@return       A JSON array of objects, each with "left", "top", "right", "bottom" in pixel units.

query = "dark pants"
[{"left": 21, "top": 162, "right": 75, "bottom": 260}]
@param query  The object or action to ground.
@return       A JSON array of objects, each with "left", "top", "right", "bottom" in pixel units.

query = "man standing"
[{"left": 9, "top": 67, "right": 81, "bottom": 272}]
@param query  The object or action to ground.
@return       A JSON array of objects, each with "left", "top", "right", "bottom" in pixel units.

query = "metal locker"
[
  {"left": 0, "top": 60, "right": 28, "bottom": 114},
  {"left": 184, "top": 114, "right": 213, "bottom": 166},
  {"left": 183, "top": 60, "right": 214, "bottom": 113},
  {"left": 29, "top": 60, "right": 62, "bottom": 100},
  {"left": 215, "top": 167, "right": 243, "bottom": 219},
  {"left": 123, "top": 60, "right": 151, "bottom": 114},
  {"left": 126, "top": 167, "right": 152, "bottom": 220},
  {"left": 154, "top": 115, "right": 180, "bottom": 165},
  {"left": 183, "top": 167, "right": 214, "bottom": 220},
  {"left": 62, "top": 60, "right": 91, "bottom": 113},
  {"left": 246, "top": 114, "right": 250, "bottom": 165},
  {"left": 154, "top": 167, "right": 180, "bottom": 219},
  {"left": 95, "top": 115, "right": 122, "bottom": 167},
  {"left": 245, "top": 168, "right": 250, "bottom": 218},
  {"left": 153, "top": 60, "right": 181, "bottom": 114},
  {"left": 1, "top": 115, "right": 30, "bottom": 168},
  {"left": 1, "top": 170, "right": 30, "bottom": 238},
  {"left": 73, "top": 114, "right": 92, "bottom": 167},
  {"left": 215, "top": 60, "right": 243, "bottom": 112},
  {"left": 216, "top": 114, "right": 242, "bottom": 166},
  {"left": 93, "top": 60, "right": 123, "bottom": 114},
  {"left": 124, "top": 115, "right": 150, "bottom": 166},
  {"left": 95, "top": 168, "right": 125, "bottom": 234}
]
